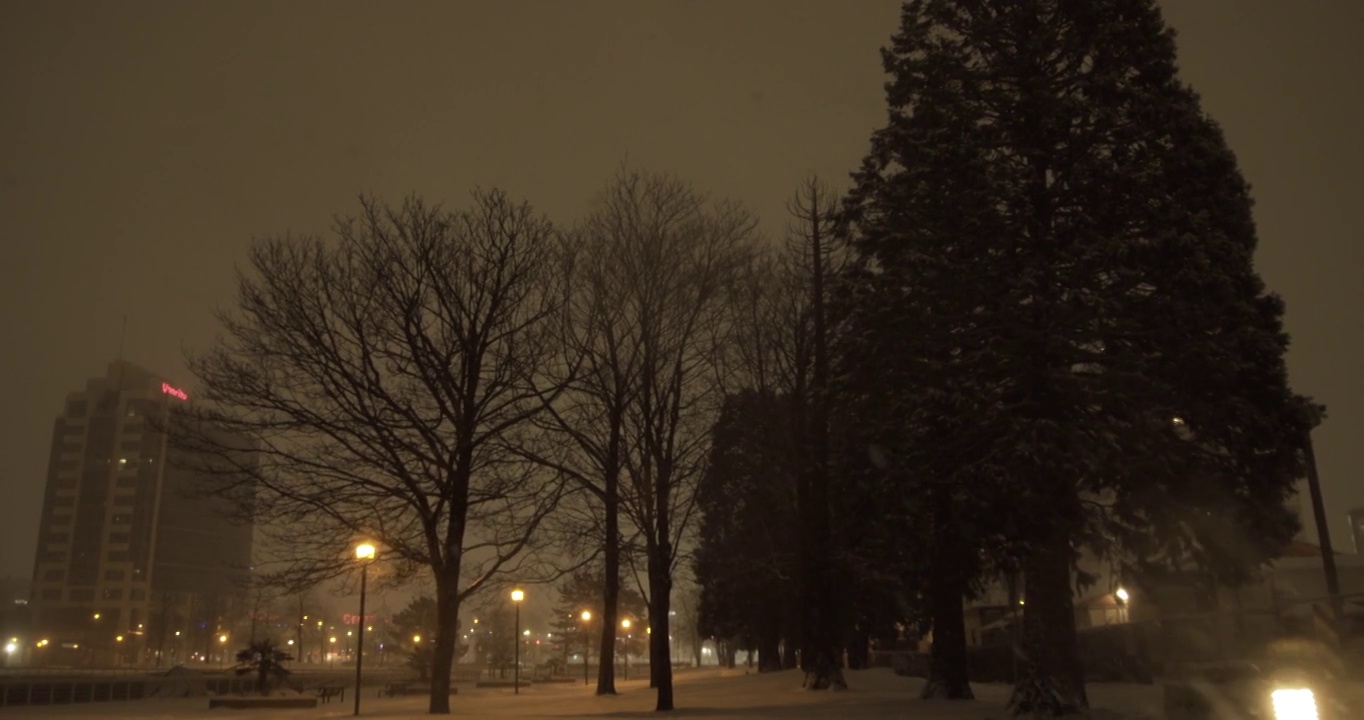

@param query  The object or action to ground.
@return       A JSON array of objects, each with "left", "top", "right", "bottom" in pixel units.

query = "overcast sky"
[{"left": 2, "top": 0, "right": 1360, "bottom": 582}]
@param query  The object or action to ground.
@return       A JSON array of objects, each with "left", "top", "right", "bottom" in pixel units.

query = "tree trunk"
[
  {"left": 648, "top": 545, "right": 675, "bottom": 710},
  {"left": 429, "top": 571, "right": 461, "bottom": 714},
  {"left": 845, "top": 624, "right": 870, "bottom": 671},
  {"left": 597, "top": 488, "right": 620, "bottom": 695},
  {"left": 922, "top": 575, "right": 973, "bottom": 699},
  {"left": 1010, "top": 530, "right": 1086, "bottom": 716},
  {"left": 758, "top": 634, "right": 782, "bottom": 672}
]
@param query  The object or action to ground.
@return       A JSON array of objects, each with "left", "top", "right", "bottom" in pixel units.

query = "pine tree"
[
  {"left": 694, "top": 390, "right": 799, "bottom": 672},
  {"left": 843, "top": 1, "right": 1306, "bottom": 715}
]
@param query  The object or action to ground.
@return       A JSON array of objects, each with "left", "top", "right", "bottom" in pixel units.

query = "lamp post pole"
[
  {"left": 511, "top": 589, "right": 525, "bottom": 695},
  {"left": 581, "top": 611, "right": 591, "bottom": 686},
  {"left": 620, "top": 619, "right": 630, "bottom": 681},
  {"left": 353, "top": 543, "right": 376, "bottom": 716}
]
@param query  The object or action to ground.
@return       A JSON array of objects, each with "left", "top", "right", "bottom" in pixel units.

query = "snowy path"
[{"left": 9, "top": 668, "right": 1165, "bottom": 719}]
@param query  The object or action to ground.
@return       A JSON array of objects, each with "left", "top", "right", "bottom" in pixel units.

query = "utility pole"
[{"left": 1302, "top": 408, "right": 1342, "bottom": 622}]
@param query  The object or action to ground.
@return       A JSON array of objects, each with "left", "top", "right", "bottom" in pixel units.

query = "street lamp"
[
  {"left": 620, "top": 619, "right": 631, "bottom": 681},
  {"left": 580, "top": 610, "right": 592, "bottom": 686},
  {"left": 510, "top": 589, "right": 525, "bottom": 695},
  {"left": 1115, "top": 587, "right": 1130, "bottom": 623},
  {"left": 218, "top": 634, "right": 228, "bottom": 668},
  {"left": 353, "top": 542, "right": 376, "bottom": 716}
]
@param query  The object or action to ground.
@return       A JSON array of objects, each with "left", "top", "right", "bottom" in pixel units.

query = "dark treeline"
[
  {"left": 695, "top": 0, "right": 1309, "bottom": 717},
  {"left": 173, "top": 1, "right": 1311, "bottom": 717}
]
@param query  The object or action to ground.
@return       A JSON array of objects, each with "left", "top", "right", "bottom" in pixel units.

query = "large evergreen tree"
[
  {"left": 843, "top": 1, "right": 1305, "bottom": 715},
  {"left": 694, "top": 390, "right": 798, "bottom": 672}
]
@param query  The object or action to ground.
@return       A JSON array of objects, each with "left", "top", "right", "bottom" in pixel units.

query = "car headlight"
[{"left": 1270, "top": 687, "right": 1318, "bottom": 720}]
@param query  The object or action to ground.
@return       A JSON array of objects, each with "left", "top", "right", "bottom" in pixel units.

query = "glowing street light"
[
  {"left": 353, "top": 541, "right": 376, "bottom": 716},
  {"left": 580, "top": 610, "right": 592, "bottom": 686},
  {"left": 620, "top": 619, "right": 632, "bottom": 680},
  {"left": 511, "top": 589, "right": 525, "bottom": 695}
]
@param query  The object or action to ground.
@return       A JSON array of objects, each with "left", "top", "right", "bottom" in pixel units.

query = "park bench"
[
  {"left": 316, "top": 684, "right": 346, "bottom": 703},
  {"left": 380, "top": 681, "right": 456, "bottom": 697}
]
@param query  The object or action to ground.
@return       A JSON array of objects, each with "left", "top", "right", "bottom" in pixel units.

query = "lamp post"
[
  {"left": 620, "top": 619, "right": 630, "bottom": 681},
  {"left": 510, "top": 589, "right": 525, "bottom": 694},
  {"left": 1115, "top": 587, "right": 1130, "bottom": 624},
  {"left": 580, "top": 611, "right": 591, "bottom": 686},
  {"left": 353, "top": 542, "right": 376, "bottom": 716}
]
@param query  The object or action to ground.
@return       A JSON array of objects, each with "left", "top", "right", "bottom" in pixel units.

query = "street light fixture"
[
  {"left": 353, "top": 542, "right": 376, "bottom": 716},
  {"left": 510, "top": 589, "right": 525, "bottom": 695}
]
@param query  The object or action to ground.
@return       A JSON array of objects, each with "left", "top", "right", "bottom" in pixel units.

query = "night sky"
[{"left": 2, "top": 0, "right": 1360, "bottom": 581}]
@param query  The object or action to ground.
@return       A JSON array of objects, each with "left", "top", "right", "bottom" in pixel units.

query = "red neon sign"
[{"left": 161, "top": 382, "right": 188, "bottom": 401}]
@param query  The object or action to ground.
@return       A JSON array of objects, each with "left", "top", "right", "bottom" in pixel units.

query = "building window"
[
  {"left": 113, "top": 494, "right": 135, "bottom": 506},
  {"left": 47, "top": 532, "right": 70, "bottom": 544},
  {"left": 105, "top": 569, "right": 125, "bottom": 581},
  {"left": 39, "top": 551, "right": 66, "bottom": 563},
  {"left": 52, "top": 496, "right": 75, "bottom": 507},
  {"left": 67, "top": 400, "right": 88, "bottom": 417},
  {"left": 50, "top": 514, "right": 72, "bottom": 526},
  {"left": 108, "top": 532, "right": 131, "bottom": 544},
  {"left": 130, "top": 589, "right": 146, "bottom": 601},
  {"left": 115, "top": 475, "right": 137, "bottom": 488},
  {"left": 107, "top": 551, "right": 131, "bottom": 562},
  {"left": 120, "top": 439, "right": 141, "bottom": 450},
  {"left": 43, "top": 569, "right": 64, "bottom": 582},
  {"left": 101, "top": 588, "right": 123, "bottom": 600},
  {"left": 69, "top": 588, "right": 95, "bottom": 602},
  {"left": 54, "top": 476, "right": 77, "bottom": 488},
  {"left": 41, "top": 588, "right": 62, "bottom": 601},
  {"left": 111, "top": 514, "right": 132, "bottom": 525},
  {"left": 57, "top": 459, "right": 79, "bottom": 470}
]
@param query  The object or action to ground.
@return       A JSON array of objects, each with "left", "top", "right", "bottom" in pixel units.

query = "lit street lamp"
[
  {"left": 353, "top": 542, "right": 376, "bottom": 716},
  {"left": 620, "top": 619, "right": 631, "bottom": 681},
  {"left": 510, "top": 589, "right": 525, "bottom": 695},
  {"left": 580, "top": 611, "right": 591, "bottom": 686},
  {"left": 1115, "top": 587, "right": 1130, "bottom": 623}
]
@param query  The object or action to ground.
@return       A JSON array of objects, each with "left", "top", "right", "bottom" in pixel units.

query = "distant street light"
[
  {"left": 354, "top": 542, "right": 376, "bottom": 716},
  {"left": 511, "top": 589, "right": 525, "bottom": 695},
  {"left": 620, "top": 619, "right": 631, "bottom": 681},
  {"left": 580, "top": 610, "right": 592, "bottom": 686}
]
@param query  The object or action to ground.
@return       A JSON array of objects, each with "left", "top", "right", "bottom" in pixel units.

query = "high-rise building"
[{"left": 28, "top": 361, "right": 254, "bottom": 666}]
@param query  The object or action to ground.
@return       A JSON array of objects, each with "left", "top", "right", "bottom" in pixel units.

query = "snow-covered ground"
[{"left": 9, "top": 668, "right": 1168, "bottom": 719}]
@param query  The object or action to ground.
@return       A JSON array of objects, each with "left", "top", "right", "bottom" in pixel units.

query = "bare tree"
[
  {"left": 519, "top": 211, "right": 649, "bottom": 695},
  {"left": 604, "top": 170, "right": 757, "bottom": 711},
  {"left": 723, "top": 177, "right": 847, "bottom": 688},
  {"left": 173, "top": 191, "right": 568, "bottom": 714},
  {"left": 787, "top": 177, "right": 846, "bottom": 690}
]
